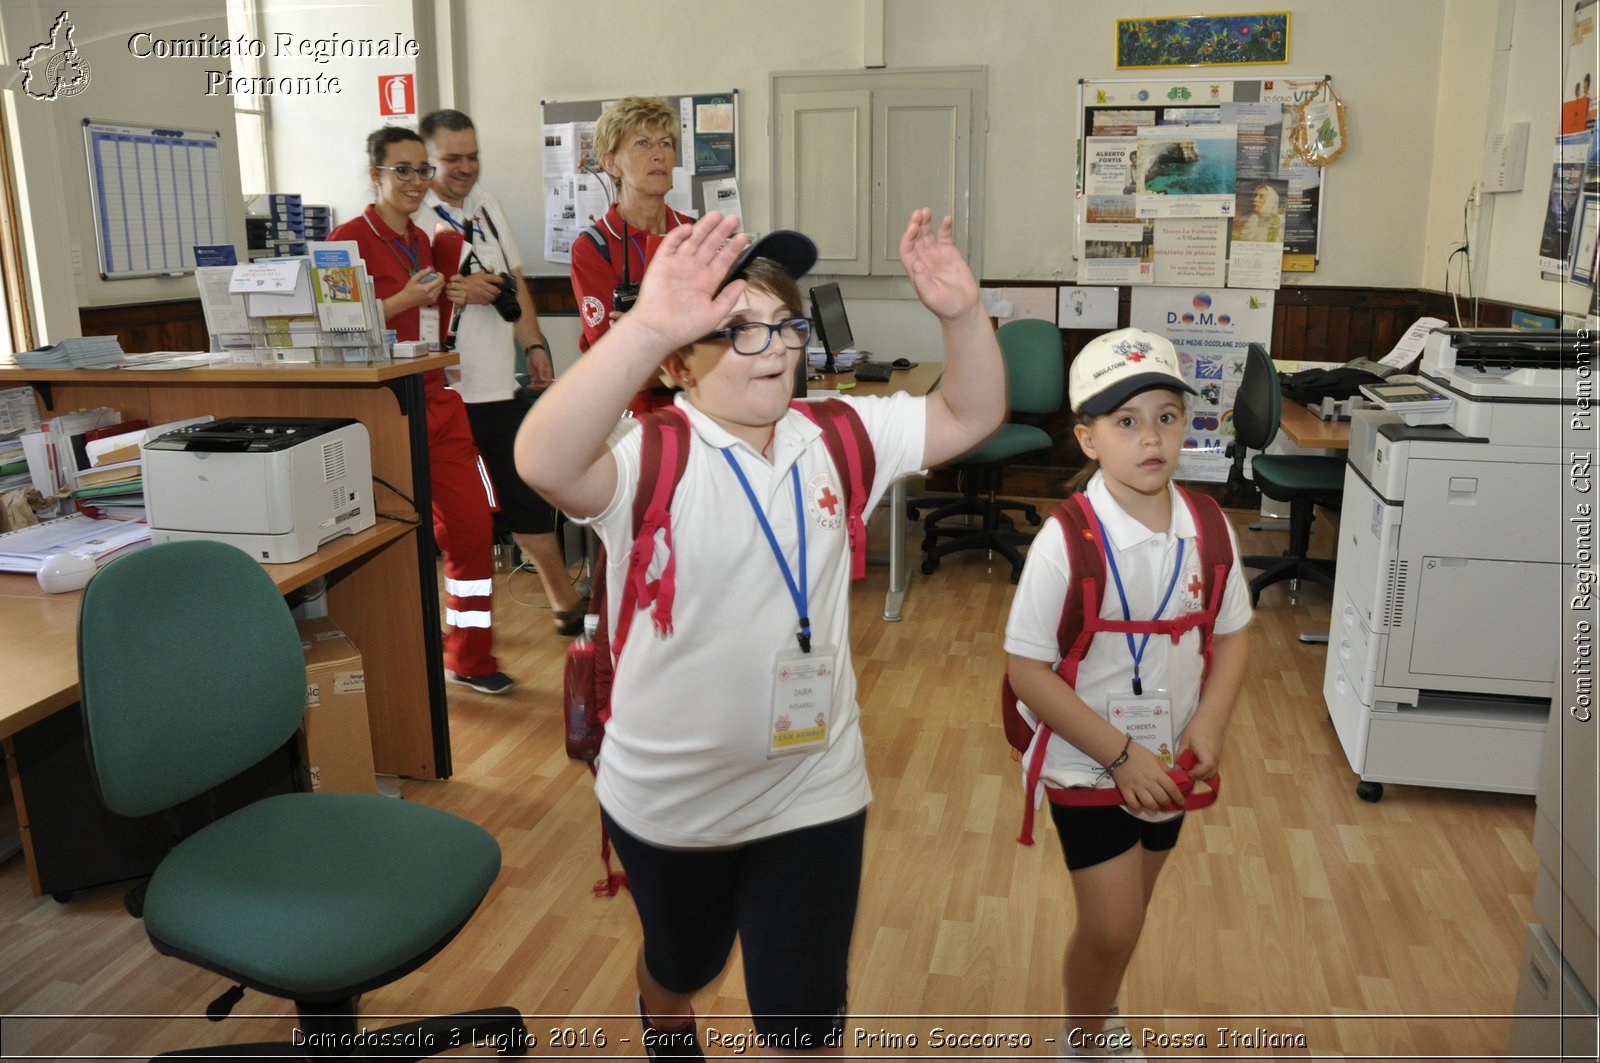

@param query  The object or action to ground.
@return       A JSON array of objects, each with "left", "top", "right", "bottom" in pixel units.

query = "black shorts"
[
  {"left": 600, "top": 808, "right": 864, "bottom": 1048},
  {"left": 462, "top": 393, "right": 556, "bottom": 535},
  {"left": 1049, "top": 802, "right": 1184, "bottom": 872}
]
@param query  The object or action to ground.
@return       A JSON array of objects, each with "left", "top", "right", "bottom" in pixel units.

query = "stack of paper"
[
  {"left": 0, "top": 512, "right": 150, "bottom": 573},
  {"left": 13, "top": 335, "right": 126, "bottom": 368},
  {"left": 807, "top": 347, "right": 862, "bottom": 371},
  {"left": 0, "top": 386, "right": 40, "bottom": 495}
]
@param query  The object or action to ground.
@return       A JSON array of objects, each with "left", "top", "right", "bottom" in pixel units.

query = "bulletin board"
[
  {"left": 1075, "top": 75, "right": 1331, "bottom": 288},
  {"left": 539, "top": 89, "right": 739, "bottom": 265},
  {"left": 82, "top": 118, "right": 233, "bottom": 280}
]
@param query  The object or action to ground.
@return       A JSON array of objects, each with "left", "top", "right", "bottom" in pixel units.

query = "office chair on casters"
[
  {"left": 918, "top": 318, "right": 1064, "bottom": 583},
  {"left": 77, "top": 540, "right": 526, "bottom": 1060},
  {"left": 1227, "top": 342, "right": 1345, "bottom": 607}
]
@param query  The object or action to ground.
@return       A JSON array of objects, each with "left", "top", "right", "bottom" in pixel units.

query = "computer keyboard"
[{"left": 853, "top": 361, "right": 892, "bottom": 383}]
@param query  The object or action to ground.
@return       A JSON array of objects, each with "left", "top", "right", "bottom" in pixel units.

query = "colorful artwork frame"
[{"left": 1116, "top": 13, "right": 1290, "bottom": 69}]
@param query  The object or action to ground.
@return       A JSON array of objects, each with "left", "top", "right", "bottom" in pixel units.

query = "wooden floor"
[{"left": 0, "top": 503, "right": 1540, "bottom": 1060}]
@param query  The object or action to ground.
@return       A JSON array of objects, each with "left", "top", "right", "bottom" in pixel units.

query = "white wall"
[
  {"left": 259, "top": 0, "right": 421, "bottom": 222},
  {"left": 1440, "top": 0, "right": 1594, "bottom": 322},
  {"left": 0, "top": 0, "right": 248, "bottom": 342}
]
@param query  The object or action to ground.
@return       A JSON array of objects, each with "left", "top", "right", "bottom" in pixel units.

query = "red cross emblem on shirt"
[
  {"left": 817, "top": 486, "right": 840, "bottom": 515},
  {"left": 1187, "top": 573, "right": 1204, "bottom": 598},
  {"left": 1125, "top": 352, "right": 1146, "bottom": 363}
]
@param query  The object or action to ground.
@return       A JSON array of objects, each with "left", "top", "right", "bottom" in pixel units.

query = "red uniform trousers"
[{"left": 425, "top": 371, "right": 500, "bottom": 678}]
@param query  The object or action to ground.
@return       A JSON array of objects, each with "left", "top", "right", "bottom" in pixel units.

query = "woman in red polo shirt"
[{"left": 330, "top": 127, "right": 513, "bottom": 696}]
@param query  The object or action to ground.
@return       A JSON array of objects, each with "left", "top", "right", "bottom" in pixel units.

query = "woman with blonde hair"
[{"left": 570, "top": 96, "right": 695, "bottom": 414}]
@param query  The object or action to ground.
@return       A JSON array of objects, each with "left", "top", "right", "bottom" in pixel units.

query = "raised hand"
[
  {"left": 899, "top": 208, "right": 979, "bottom": 322},
  {"left": 622, "top": 212, "right": 751, "bottom": 351}
]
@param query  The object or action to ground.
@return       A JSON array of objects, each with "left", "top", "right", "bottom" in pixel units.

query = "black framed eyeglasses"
[
  {"left": 375, "top": 163, "right": 437, "bottom": 181},
  {"left": 698, "top": 317, "right": 812, "bottom": 355}
]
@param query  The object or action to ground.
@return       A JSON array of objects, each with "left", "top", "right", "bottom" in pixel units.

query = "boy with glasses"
[{"left": 516, "top": 210, "right": 1003, "bottom": 1057}]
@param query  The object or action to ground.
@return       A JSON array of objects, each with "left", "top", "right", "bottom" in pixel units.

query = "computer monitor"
[{"left": 809, "top": 282, "right": 854, "bottom": 375}]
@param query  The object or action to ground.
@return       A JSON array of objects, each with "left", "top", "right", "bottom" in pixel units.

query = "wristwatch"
[{"left": 522, "top": 341, "right": 548, "bottom": 356}]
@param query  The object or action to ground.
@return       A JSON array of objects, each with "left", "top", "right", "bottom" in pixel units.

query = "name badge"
[
  {"left": 770, "top": 645, "right": 835, "bottom": 758},
  {"left": 418, "top": 305, "right": 441, "bottom": 348},
  {"left": 1107, "top": 693, "right": 1175, "bottom": 768}
]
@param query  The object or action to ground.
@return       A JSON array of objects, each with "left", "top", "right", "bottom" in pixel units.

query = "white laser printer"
[{"left": 144, "top": 417, "right": 375, "bottom": 563}]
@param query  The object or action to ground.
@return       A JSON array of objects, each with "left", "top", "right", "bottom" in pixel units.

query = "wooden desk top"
[
  {"left": 822, "top": 361, "right": 944, "bottom": 399},
  {"left": 0, "top": 352, "right": 458, "bottom": 387},
  {"left": 1279, "top": 400, "right": 1351, "bottom": 450},
  {"left": 0, "top": 519, "right": 414, "bottom": 740}
]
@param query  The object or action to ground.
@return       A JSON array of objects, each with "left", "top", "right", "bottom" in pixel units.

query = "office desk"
[
  {"left": 829, "top": 362, "right": 943, "bottom": 621},
  {"left": 0, "top": 354, "right": 457, "bottom": 778},
  {"left": 0, "top": 520, "right": 416, "bottom": 897},
  {"left": 1279, "top": 399, "right": 1351, "bottom": 450}
]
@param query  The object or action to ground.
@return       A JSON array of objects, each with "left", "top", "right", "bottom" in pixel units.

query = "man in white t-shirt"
[{"left": 419, "top": 110, "right": 585, "bottom": 635}]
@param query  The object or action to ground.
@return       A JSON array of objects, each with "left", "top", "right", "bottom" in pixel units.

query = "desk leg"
[
  {"left": 399, "top": 372, "right": 452, "bottom": 778},
  {"left": 884, "top": 478, "right": 909, "bottom": 622}
]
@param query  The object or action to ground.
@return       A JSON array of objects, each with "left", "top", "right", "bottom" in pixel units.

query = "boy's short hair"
[
  {"left": 739, "top": 258, "right": 803, "bottom": 316},
  {"left": 1068, "top": 327, "right": 1196, "bottom": 415}
]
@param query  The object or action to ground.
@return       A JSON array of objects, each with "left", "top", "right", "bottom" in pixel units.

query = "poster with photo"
[
  {"left": 1130, "top": 286, "right": 1276, "bottom": 481},
  {"left": 1539, "top": 131, "right": 1593, "bottom": 278},
  {"left": 1136, "top": 123, "right": 1239, "bottom": 218}
]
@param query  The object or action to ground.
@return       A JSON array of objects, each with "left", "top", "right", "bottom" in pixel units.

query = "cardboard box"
[{"left": 296, "top": 617, "right": 376, "bottom": 794}]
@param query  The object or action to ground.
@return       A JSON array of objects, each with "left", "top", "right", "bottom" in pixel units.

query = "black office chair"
[
  {"left": 1226, "top": 342, "right": 1345, "bottom": 606},
  {"left": 918, "top": 318, "right": 1064, "bottom": 583},
  {"left": 77, "top": 540, "right": 525, "bottom": 1060}
]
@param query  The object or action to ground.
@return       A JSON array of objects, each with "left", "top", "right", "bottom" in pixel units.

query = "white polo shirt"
[
  {"left": 583, "top": 391, "right": 926, "bottom": 848},
  {"left": 417, "top": 185, "right": 521, "bottom": 404},
  {"left": 1004, "top": 472, "right": 1252, "bottom": 805}
]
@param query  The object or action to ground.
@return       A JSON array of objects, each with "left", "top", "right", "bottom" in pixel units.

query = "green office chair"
[
  {"left": 918, "top": 318, "right": 1064, "bottom": 583},
  {"left": 77, "top": 540, "right": 525, "bottom": 1060},
  {"left": 1226, "top": 341, "right": 1345, "bottom": 605}
]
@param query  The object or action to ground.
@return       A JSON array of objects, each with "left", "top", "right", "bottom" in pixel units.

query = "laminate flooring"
[{"left": 0, "top": 504, "right": 1540, "bottom": 1060}]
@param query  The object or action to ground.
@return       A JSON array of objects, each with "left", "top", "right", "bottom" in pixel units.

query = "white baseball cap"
[{"left": 1068, "top": 327, "right": 1196, "bottom": 415}]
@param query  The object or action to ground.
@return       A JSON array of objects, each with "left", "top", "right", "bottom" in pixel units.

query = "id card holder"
[
  {"left": 418, "top": 306, "right": 441, "bottom": 349},
  {"left": 1107, "top": 691, "right": 1175, "bottom": 767},
  {"left": 770, "top": 644, "right": 836, "bottom": 759}
]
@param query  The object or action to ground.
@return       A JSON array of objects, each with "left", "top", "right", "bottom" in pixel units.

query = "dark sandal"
[{"left": 552, "top": 602, "right": 587, "bottom": 636}]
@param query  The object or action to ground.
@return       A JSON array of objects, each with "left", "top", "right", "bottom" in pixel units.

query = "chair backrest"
[
  {"left": 78, "top": 540, "right": 308, "bottom": 818},
  {"left": 1232, "top": 341, "right": 1282, "bottom": 452},
  {"left": 997, "top": 318, "right": 1065, "bottom": 416}
]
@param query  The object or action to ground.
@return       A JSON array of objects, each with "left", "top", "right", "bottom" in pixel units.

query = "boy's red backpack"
[
  {"left": 565, "top": 399, "right": 876, "bottom": 894},
  {"left": 1001, "top": 486, "right": 1234, "bottom": 845}
]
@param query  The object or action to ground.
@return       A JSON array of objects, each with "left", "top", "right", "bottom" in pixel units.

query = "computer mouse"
[
  {"left": 37, "top": 552, "right": 96, "bottom": 594},
  {"left": 892, "top": 358, "right": 914, "bottom": 369}
]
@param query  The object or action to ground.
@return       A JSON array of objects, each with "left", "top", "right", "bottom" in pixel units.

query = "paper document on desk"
[{"left": 0, "top": 513, "right": 150, "bottom": 572}]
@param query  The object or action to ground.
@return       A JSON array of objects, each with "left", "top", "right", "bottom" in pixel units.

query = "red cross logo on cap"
[
  {"left": 1125, "top": 352, "right": 1146, "bottom": 363},
  {"left": 817, "top": 486, "right": 840, "bottom": 516}
]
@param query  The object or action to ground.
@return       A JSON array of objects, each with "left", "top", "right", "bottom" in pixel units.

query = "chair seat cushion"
[
  {"left": 143, "top": 792, "right": 500, "bottom": 999},
  {"left": 1251, "top": 454, "right": 1345, "bottom": 496},
  {"left": 956, "top": 423, "right": 1053, "bottom": 466}
]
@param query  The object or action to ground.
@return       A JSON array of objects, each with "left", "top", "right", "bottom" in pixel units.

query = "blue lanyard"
[
  {"left": 721, "top": 449, "right": 811, "bottom": 653},
  {"left": 387, "top": 235, "right": 421, "bottom": 274},
  {"left": 433, "top": 204, "right": 481, "bottom": 241},
  {"left": 1095, "top": 515, "right": 1184, "bottom": 696}
]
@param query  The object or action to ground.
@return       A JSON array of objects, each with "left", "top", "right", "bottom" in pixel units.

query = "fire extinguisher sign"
[{"left": 378, "top": 74, "right": 414, "bottom": 118}]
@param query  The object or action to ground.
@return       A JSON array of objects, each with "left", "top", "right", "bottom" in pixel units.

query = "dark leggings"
[{"left": 602, "top": 808, "right": 865, "bottom": 1048}]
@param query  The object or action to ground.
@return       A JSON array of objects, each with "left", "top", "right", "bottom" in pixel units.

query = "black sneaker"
[
  {"left": 446, "top": 670, "right": 515, "bottom": 695},
  {"left": 637, "top": 994, "right": 704, "bottom": 1061}
]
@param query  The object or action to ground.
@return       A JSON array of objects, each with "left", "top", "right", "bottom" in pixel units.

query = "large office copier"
[{"left": 1322, "top": 328, "right": 1582, "bottom": 802}]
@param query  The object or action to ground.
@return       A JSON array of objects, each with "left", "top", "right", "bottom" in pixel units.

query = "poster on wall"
[
  {"left": 1130, "top": 286, "right": 1276, "bottom": 482},
  {"left": 1079, "top": 76, "right": 1328, "bottom": 283},
  {"left": 1538, "top": 130, "right": 1593, "bottom": 279}
]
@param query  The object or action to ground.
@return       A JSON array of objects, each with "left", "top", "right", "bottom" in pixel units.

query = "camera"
[
  {"left": 612, "top": 282, "right": 639, "bottom": 314},
  {"left": 490, "top": 271, "right": 522, "bottom": 322}
]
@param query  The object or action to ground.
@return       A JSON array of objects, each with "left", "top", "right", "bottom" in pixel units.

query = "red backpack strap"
[
  {"left": 792, "top": 399, "right": 876, "bottom": 580},
  {"left": 613, "top": 408, "right": 692, "bottom": 656},
  {"left": 1013, "top": 493, "right": 1107, "bottom": 845},
  {"left": 1175, "top": 486, "right": 1234, "bottom": 678}
]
